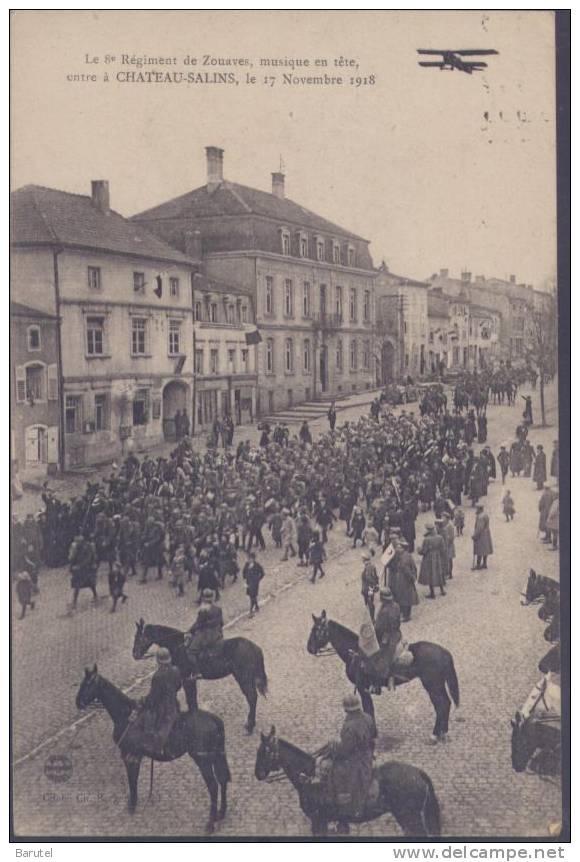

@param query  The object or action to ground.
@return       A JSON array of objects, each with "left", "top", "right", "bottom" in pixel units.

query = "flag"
[
  {"left": 245, "top": 329, "right": 262, "bottom": 345},
  {"left": 358, "top": 605, "right": 380, "bottom": 657},
  {"left": 174, "top": 355, "right": 186, "bottom": 374},
  {"left": 381, "top": 543, "right": 396, "bottom": 568},
  {"left": 153, "top": 275, "right": 163, "bottom": 298}
]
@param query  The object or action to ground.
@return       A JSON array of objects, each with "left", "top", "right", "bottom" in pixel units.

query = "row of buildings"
[{"left": 11, "top": 146, "right": 554, "bottom": 479}]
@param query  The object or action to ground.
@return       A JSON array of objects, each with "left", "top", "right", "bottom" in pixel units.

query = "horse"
[
  {"left": 521, "top": 569, "right": 559, "bottom": 606},
  {"left": 538, "top": 643, "right": 560, "bottom": 675},
  {"left": 75, "top": 665, "right": 231, "bottom": 833},
  {"left": 133, "top": 619, "right": 268, "bottom": 733},
  {"left": 538, "top": 590, "right": 560, "bottom": 622},
  {"left": 254, "top": 726, "right": 441, "bottom": 837},
  {"left": 307, "top": 612, "right": 459, "bottom": 743},
  {"left": 510, "top": 710, "right": 561, "bottom": 777},
  {"left": 544, "top": 614, "right": 560, "bottom": 643}
]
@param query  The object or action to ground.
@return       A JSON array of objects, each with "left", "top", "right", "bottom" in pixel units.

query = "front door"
[{"left": 25, "top": 425, "right": 47, "bottom": 464}]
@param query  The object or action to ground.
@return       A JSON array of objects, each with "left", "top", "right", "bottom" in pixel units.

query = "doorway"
[
  {"left": 162, "top": 380, "right": 190, "bottom": 439},
  {"left": 25, "top": 425, "right": 48, "bottom": 465}
]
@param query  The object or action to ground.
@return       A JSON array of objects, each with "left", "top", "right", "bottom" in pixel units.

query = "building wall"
[
  {"left": 375, "top": 272, "right": 429, "bottom": 380},
  {"left": 11, "top": 314, "right": 60, "bottom": 477},
  {"left": 10, "top": 248, "right": 58, "bottom": 314},
  {"left": 206, "top": 252, "right": 375, "bottom": 411}
]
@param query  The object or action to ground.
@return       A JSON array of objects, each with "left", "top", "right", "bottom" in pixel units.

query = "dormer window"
[
  {"left": 347, "top": 246, "right": 355, "bottom": 267},
  {"left": 133, "top": 272, "right": 145, "bottom": 294},
  {"left": 332, "top": 241, "right": 341, "bottom": 264},
  {"left": 298, "top": 233, "right": 308, "bottom": 258},
  {"left": 316, "top": 237, "right": 325, "bottom": 262},
  {"left": 280, "top": 228, "right": 291, "bottom": 256}
]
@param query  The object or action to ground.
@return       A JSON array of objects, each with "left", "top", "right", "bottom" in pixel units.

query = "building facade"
[
  {"left": 375, "top": 264, "right": 429, "bottom": 381},
  {"left": 11, "top": 302, "right": 61, "bottom": 479},
  {"left": 11, "top": 182, "right": 198, "bottom": 468},
  {"left": 132, "top": 147, "right": 376, "bottom": 414}
]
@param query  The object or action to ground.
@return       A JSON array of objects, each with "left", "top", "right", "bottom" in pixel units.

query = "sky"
[{"left": 11, "top": 10, "right": 557, "bottom": 288}]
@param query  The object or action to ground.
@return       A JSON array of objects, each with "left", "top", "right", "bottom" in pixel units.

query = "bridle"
[
  {"left": 262, "top": 737, "right": 286, "bottom": 783},
  {"left": 312, "top": 619, "right": 335, "bottom": 657}
]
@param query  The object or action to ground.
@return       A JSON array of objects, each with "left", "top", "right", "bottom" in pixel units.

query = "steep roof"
[
  {"left": 132, "top": 181, "right": 368, "bottom": 242},
  {"left": 193, "top": 273, "right": 253, "bottom": 299},
  {"left": 11, "top": 185, "right": 197, "bottom": 266},
  {"left": 10, "top": 301, "right": 58, "bottom": 320}
]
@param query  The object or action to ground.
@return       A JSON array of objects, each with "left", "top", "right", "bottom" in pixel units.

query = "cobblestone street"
[{"left": 12, "top": 384, "right": 561, "bottom": 839}]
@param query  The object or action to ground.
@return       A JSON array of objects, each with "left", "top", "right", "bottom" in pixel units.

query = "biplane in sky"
[{"left": 417, "top": 49, "right": 498, "bottom": 75}]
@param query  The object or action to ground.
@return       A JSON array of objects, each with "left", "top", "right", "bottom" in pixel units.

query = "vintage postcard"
[{"left": 10, "top": 10, "right": 567, "bottom": 842}]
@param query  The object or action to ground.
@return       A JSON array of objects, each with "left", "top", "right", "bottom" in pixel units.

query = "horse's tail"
[
  {"left": 421, "top": 773, "right": 441, "bottom": 837},
  {"left": 446, "top": 656, "right": 460, "bottom": 708},
  {"left": 255, "top": 649, "right": 268, "bottom": 697}
]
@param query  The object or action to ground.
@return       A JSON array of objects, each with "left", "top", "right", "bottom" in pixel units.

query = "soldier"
[
  {"left": 108, "top": 561, "right": 128, "bottom": 612},
  {"left": 417, "top": 523, "right": 446, "bottom": 599},
  {"left": 497, "top": 445, "right": 510, "bottom": 485},
  {"left": 533, "top": 444, "right": 547, "bottom": 490},
  {"left": 327, "top": 401, "right": 337, "bottom": 432},
  {"left": 243, "top": 551, "right": 265, "bottom": 616},
  {"left": 366, "top": 588, "right": 402, "bottom": 693},
  {"left": 15, "top": 571, "right": 35, "bottom": 620},
  {"left": 296, "top": 510, "right": 312, "bottom": 567},
  {"left": 360, "top": 551, "right": 379, "bottom": 621},
  {"left": 472, "top": 505, "right": 493, "bottom": 570},
  {"left": 280, "top": 509, "right": 297, "bottom": 560},
  {"left": 124, "top": 647, "right": 181, "bottom": 759},
  {"left": 68, "top": 532, "right": 98, "bottom": 608},
  {"left": 309, "top": 530, "right": 326, "bottom": 584},
  {"left": 185, "top": 589, "right": 224, "bottom": 678},
  {"left": 390, "top": 539, "right": 419, "bottom": 622},
  {"left": 140, "top": 517, "right": 165, "bottom": 583}
]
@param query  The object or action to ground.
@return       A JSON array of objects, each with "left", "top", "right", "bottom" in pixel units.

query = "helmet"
[
  {"left": 343, "top": 693, "right": 361, "bottom": 713},
  {"left": 156, "top": 648, "right": 172, "bottom": 665}
]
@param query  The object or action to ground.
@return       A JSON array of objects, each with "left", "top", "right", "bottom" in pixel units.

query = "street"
[{"left": 12, "top": 384, "right": 561, "bottom": 838}]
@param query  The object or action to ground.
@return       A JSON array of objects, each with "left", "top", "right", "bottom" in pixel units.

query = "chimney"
[
  {"left": 439, "top": 268, "right": 449, "bottom": 278},
  {"left": 183, "top": 230, "right": 202, "bottom": 260},
  {"left": 91, "top": 180, "right": 110, "bottom": 213},
  {"left": 205, "top": 146, "right": 224, "bottom": 191},
  {"left": 509, "top": 274, "right": 516, "bottom": 284},
  {"left": 461, "top": 271, "right": 472, "bottom": 283},
  {"left": 271, "top": 172, "right": 285, "bottom": 199}
]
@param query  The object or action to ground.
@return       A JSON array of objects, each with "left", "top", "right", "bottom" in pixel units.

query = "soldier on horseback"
[
  {"left": 185, "top": 589, "right": 224, "bottom": 678},
  {"left": 366, "top": 588, "right": 403, "bottom": 694},
  {"left": 123, "top": 647, "right": 181, "bottom": 759},
  {"left": 314, "top": 693, "right": 375, "bottom": 833}
]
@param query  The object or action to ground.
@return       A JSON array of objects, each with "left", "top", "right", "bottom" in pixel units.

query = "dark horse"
[
  {"left": 522, "top": 569, "right": 559, "bottom": 606},
  {"left": 133, "top": 619, "right": 268, "bottom": 733},
  {"left": 255, "top": 726, "right": 441, "bottom": 837},
  {"left": 511, "top": 710, "right": 561, "bottom": 778},
  {"left": 75, "top": 665, "right": 231, "bottom": 832},
  {"left": 538, "top": 643, "right": 560, "bottom": 674},
  {"left": 307, "top": 612, "right": 459, "bottom": 742}
]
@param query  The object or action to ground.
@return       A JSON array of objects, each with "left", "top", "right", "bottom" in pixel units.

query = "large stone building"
[
  {"left": 375, "top": 264, "right": 428, "bottom": 380},
  {"left": 132, "top": 147, "right": 377, "bottom": 414},
  {"left": 11, "top": 182, "right": 198, "bottom": 468},
  {"left": 11, "top": 301, "right": 61, "bottom": 479}
]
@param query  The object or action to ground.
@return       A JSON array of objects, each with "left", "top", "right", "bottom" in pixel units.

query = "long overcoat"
[
  {"left": 546, "top": 497, "right": 559, "bottom": 533},
  {"left": 388, "top": 550, "right": 419, "bottom": 608},
  {"left": 417, "top": 533, "right": 446, "bottom": 587},
  {"left": 538, "top": 488, "right": 556, "bottom": 532},
  {"left": 533, "top": 451, "right": 547, "bottom": 485},
  {"left": 125, "top": 663, "right": 181, "bottom": 753},
  {"left": 329, "top": 709, "right": 375, "bottom": 816},
  {"left": 472, "top": 513, "right": 493, "bottom": 557}
]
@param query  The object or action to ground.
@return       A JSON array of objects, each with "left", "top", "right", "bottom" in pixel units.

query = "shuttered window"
[
  {"left": 15, "top": 365, "right": 26, "bottom": 402},
  {"left": 48, "top": 364, "right": 58, "bottom": 400}
]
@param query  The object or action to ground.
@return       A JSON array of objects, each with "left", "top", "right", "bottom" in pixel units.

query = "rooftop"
[
  {"left": 10, "top": 301, "right": 58, "bottom": 320},
  {"left": 11, "top": 184, "right": 197, "bottom": 266}
]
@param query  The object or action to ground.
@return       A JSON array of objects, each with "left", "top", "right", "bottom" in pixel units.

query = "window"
[
  {"left": 241, "top": 306, "right": 248, "bottom": 323},
  {"left": 87, "top": 266, "right": 101, "bottom": 290},
  {"left": 284, "top": 279, "right": 294, "bottom": 317},
  {"left": 131, "top": 318, "right": 147, "bottom": 355},
  {"left": 132, "top": 389, "right": 149, "bottom": 426},
  {"left": 25, "top": 364, "right": 45, "bottom": 401},
  {"left": 133, "top": 272, "right": 145, "bottom": 294},
  {"left": 350, "top": 339, "right": 357, "bottom": 371},
  {"left": 335, "top": 285, "right": 343, "bottom": 319},
  {"left": 27, "top": 326, "right": 41, "bottom": 351},
  {"left": 300, "top": 235, "right": 308, "bottom": 258},
  {"left": 65, "top": 395, "right": 82, "bottom": 433},
  {"left": 362, "top": 340, "right": 370, "bottom": 370},
  {"left": 169, "top": 277, "right": 180, "bottom": 298},
  {"left": 266, "top": 339, "right": 274, "bottom": 374},
  {"left": 86, "top": 316, "right": 105, "bottom": 356},
  {"left": 336, "top": 339, "right": 343, "bottom": 371},
  {"left": 265, "top": 276, "right": 274, "bottom": 315},
  {"left": 320, "top": 284, "right": 327, "bottom": 315},
  {"left": 363, "top": 290, "right": 371, "bottom": 322},
  {"left": 194, "top": 301, "right": 203, "bottom": 322},
  {"left": 281, "top": 230, "right": 290, "bottom": 255},
  {"left": 94, "top": 393, "right": 108, "bottom": 431},
  {"left": 168, "top": 319, "right": 181, "bottom": 355},
  {"left": 195, "top": 349, "right": 204, "bottom": 374},
  {"left": 210, "top": 348, "right": 219, "bottom": 374},
  {"left": 348, "top": 247, "right": 355, "bottom": 267},
  {"left": 47, "top": 364, "right": 58, "bottom": 400},
  {"left": 303, "top": 339, "right": 311, "bottom": 373},
  {"left": 332, "top": 242, "right": 341, "bottom": 264},
  {"left": 316, "top": 238, "right": 325, "bottom": 262},
  {"left": 241, "top": 348, "right": 249, "bottom": 372},
  {"left": 303, "top": 281, "right": 311, "bottom": 317},
  {"left": 285, "top": 338, "right": 294, "bottom": 373},
  {"left": 227, "top": 304, "right": 235, "bottom": 325},
  {"left": 210, "top": 303, "right": 218, "bottom": 323},
  {"left": 227, "top": 348, "right": 236, "bottom": 373},
  {"left": 349, "top": 288, "right": 357, "bottom": 322}
]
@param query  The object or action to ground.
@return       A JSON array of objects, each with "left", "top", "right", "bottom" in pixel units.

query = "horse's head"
[
  {"left": 510, "top": 711, "right": 532, "bottom": 772},
  {"left": 522, "top": 569, "right": 539, "bottom": 605},
  {"left": 255, "top": 725, "right": 279, "bottom": 780},
  {"left": 132, "top": 618, "right": 155, "bottom": 660},
  {"left": 76, "top": 664, "right": 101, "bottom": 710},
  {"left": 306, "top": 610, "right": 329, "bottom": 655}
]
